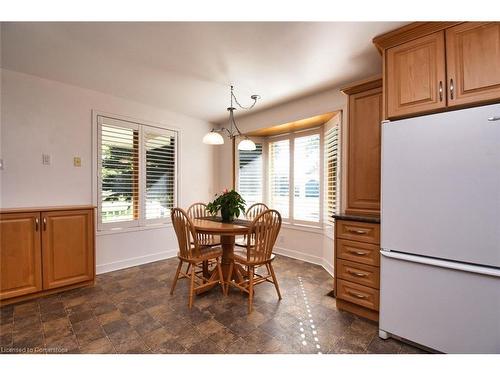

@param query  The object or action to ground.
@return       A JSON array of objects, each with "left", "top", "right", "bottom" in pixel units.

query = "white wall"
[
  {"left": 215, "top": 86, "right": 348, "bottom": 276},
  {"left": 0, "top": 69, "right": 216, "bottom": 273}
]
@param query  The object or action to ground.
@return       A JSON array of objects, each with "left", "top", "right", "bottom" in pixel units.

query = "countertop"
[{"left": 332, "top": 213, "right": 380, "bottom": 224}]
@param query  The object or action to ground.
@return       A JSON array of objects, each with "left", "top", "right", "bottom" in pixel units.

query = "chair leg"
[
  {"left": 216, "top": 257, "right": 225, "bottom": 295},
  {"left": 248, "top": 266, "right": 255, "bottom": 314},
  {"left": 170, "top": 260, "right": 183, "bottom": 295},
  {"left": 188, "top": 263, "right": 196, "bottom": 309},
  {"left": 268, "top": 262, "right": 282, "bottom": 300},
  {"left": 225, "top": 261, "right": 234, "bottom": 296}
]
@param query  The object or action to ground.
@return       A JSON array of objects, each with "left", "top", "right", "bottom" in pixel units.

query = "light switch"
[
  {"left": 42, "top": 154, "right": 51, "bottom": 165},
  {"left": 73, "top": 157, "right": 81, "bottom": 167}
]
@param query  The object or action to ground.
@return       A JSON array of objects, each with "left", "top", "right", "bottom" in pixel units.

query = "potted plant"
[{"left": 206, "top": 189, "right": 246, "bottom": 222}]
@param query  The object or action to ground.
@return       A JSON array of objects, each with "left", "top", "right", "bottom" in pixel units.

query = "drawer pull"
[
  {"left": 347, "top": 270, "right": 367, "bottom": 278},
  {"left": 348, "top": 229, "right": 367, "bottom": 234},
  {"left": 348, "top": 250, "right": 367, "bottom": 256},
  {"left": 43, "top": 217, "right": 47, "bottom": 231},
  {"left": 348, "top": 291, "right": 366, "bottom": 299},
  {"left": 35, "top": 218, "right": 39, "bottom": 232}
]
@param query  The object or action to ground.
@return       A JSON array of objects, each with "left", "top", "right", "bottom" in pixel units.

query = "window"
[
  {"left": 294, "top": 134, "right": 320, "bottom": 222},
  {"left": 238, "top": 143, "right": 263, "bottom": 207},
  {"left": 269, "top": 139, "right": 290, "bottom": 219},
  {"left": 324, "top": 116, "right": 340, "bottom": 226},
  {"left": 97, "top": 115, "right": 177, "bottom": 230}
]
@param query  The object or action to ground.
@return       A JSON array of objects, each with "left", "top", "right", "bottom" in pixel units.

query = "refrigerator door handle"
[{"left": 380, "top": 250, "right": 500, "bottom": 278}]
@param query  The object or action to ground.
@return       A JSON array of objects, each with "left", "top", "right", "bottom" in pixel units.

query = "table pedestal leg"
[{"left": 220, "top": 235, "right": 234, "bottom": 281}]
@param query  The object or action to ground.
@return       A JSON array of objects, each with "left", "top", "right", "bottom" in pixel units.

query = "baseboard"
[
  {"left": 96, "top": 246, "right": 334, "bottom": 278},
  {"left": 274, "top": 246, "right": 334, "bottom": 278},
  {"left": 96, "top": 249, "right": 177, "bottom": 274}
]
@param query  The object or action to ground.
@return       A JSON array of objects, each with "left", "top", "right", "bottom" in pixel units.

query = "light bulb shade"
[
  {"left": 238, "top": 139, "right": 256, "bottom": 151},
  {"left": 202, "top": 131, "right": 224, "bottom": 145}
]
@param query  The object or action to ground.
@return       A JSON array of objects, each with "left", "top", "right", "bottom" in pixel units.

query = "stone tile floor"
[{"left": 0, "top": 255, "right": 427, "bottom": 354}]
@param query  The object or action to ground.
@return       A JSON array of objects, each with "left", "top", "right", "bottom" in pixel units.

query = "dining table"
[{"left": 191, "top": 216, "right": 252, "bottom": 294}]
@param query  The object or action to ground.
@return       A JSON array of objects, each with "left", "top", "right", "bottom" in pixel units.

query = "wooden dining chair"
[
  {"left": 170, "top": 208, "right": 225, "bottom": 308},
  {"left": 235, "top": 203, "right": 269, "bottom": 248},
  {"left": 187, "top": 202, "right": 221, "bottom": 248},
  {"left": 226, "top": 209, "right": 282, "bottom": 313}
]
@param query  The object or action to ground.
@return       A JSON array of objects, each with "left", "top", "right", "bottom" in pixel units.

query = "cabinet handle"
[
  {"left": 348, "top": 291, "right": 366, "bottom": 299},
  {"left": 347, "top": 270, "right": 367, "bottom": 278},
  {"left": 35, "top": 218, "right": 39, "bottom": 231},
  {"left": 43, "top": 217, "right": 47, "bottom": 231},
  {"left": 439, "top": 81, "right": 443, "bottom": 101},
  {"left": 450, "top": 78, "right": 454, "bottom": 100},
  {"left": 348, "top": 250, "right": 368, "bottom": 256},
  {"left": 348, "top": 229, "right": 367, "bottom": 234},
  {"left": 487, "top": 116, "right": 500, "bottom": 122}
]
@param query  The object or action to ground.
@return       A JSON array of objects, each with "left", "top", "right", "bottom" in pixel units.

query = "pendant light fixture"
[{"left": 203, "top": 85, "right": 260, "bottom": 151}]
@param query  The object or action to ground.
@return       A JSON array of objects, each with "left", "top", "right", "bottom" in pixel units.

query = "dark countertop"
[{"left": 332, "top": 213, "right": 380, "bottom": 224}]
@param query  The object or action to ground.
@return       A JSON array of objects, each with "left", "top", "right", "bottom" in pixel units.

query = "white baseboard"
[
  {"left": 274, "top": 246, "right": 334, "bottom": 278},
  {"left": 96, "top": 249, "right": 177, "bottom": 274},
  {"left": 96, "top": 246, "right": 334, "bottom": 278}
]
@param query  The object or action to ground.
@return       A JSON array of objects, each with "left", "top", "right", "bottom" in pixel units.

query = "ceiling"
[{"left": 0, "top": 22, "right": 407, "bottom": 123}]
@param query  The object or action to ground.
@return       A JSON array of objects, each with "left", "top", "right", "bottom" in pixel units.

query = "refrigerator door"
[
  {"left": 381, "top": 103, "right": 500, "bottom": 267},
  {"left": 380, "top": 250, "right": 500, "bottom": 353}
]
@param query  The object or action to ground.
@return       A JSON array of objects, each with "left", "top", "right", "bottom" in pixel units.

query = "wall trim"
[
  {"left": 274, "top": 246, "right": 334, "bottom": 278},
  {"left": 96, "top": 249, "right": 177, "bottom": 274},
  {"left": 96, "top": 245, "right": 334, "bottom": 278}
]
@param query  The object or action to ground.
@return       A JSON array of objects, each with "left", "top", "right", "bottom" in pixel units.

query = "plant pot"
[{"left": 221, "top": 206, "right": 234, "bottom": 223}]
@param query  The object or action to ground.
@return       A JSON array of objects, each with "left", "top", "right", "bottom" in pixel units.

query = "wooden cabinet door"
[
  {"left": 41, "top": 209, "right": 94, "bottom": 290},
  {"left": 386, "top": 31, "right": 447, "bottom": 118},
  {"left": 346, "top": 87, "right": 383, "bottom": 215},
  {"left": 0, "top": 212, "right": 42, "bottom": 300},
  {"left": 446, "top": 22, "right": 500, "bottom": 107}
]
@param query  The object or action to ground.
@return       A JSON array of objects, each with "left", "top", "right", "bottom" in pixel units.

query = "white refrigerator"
[{"left": 379, "top": 103, "right": 500, "bottom": 354}]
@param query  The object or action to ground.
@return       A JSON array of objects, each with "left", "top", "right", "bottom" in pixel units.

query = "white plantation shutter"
[
  {"left": 238, "top": 143, "right": 263, "bottom": 207},
  {"left": 97, "top": 115, "right": 178, "bottom": 230},
  {"left": 269, "top": 139, "right": 290, "bottom": 219},
  {"left": 325, "top": 119, "right": 340, "bottom": 225},
  {"left": 293, "top": 134, "right": 320, "bottom": 223},
  {"left": 98, "top": 117, "right": 140, "bottom": 227},
  {"left": 144, "top": 127, "right": 177, "bottom": 221}
]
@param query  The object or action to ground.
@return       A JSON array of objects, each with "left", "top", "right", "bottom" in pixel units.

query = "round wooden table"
[{"left": 192, "top": 217, "right": 251, "bottom": 294}]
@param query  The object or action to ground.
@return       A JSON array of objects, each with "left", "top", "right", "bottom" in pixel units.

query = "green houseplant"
[{"left": 206, "top": 189, "right": 246, "bottom": 222}]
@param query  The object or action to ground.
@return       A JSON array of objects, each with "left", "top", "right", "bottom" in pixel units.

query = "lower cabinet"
[
  {"left": 0, "top": 212, "right": 42, "bottom": 300},
  {"left": 0, "top": 206, "right": 95, "bottom": 304},
  {"left": 334, "top": 218, "right": 381, "bottom": 321}
]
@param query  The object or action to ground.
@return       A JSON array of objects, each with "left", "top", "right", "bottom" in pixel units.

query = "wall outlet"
[
  {"left": 73, "top": 157, "right": 81, "bottom": 167},
  {"left": 42, "top": 154, "right": 51, "bottom": 165}
]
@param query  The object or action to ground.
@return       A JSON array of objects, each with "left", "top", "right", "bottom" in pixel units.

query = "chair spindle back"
[
  {"left": 171, "top": 208, "right": 199, "bottom": 259},
  {"left": 247, "top": 209, "right": 282, "bottom": 263}
]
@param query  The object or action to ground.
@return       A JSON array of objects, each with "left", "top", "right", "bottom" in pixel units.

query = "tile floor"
[{"left": 0, "top": 255, "right": 426, "bottom": 354}]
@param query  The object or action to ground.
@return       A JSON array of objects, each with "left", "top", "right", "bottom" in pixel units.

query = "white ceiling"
[{"left": 1, "top": 22, "right": 407, "bottom": 123}]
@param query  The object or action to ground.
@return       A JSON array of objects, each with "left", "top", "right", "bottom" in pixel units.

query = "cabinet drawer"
[
  {"left": 336, "top": 220, "right": 380, "bottom": 244},
  {"left": 337, "top": 279, "right": 379, "bottom": 311},
  {"left": 337, "top": 238, "right": 380, "bottom": 266},
  {"left": 337, "top": 259, "right": 379, "bottom": 289}
]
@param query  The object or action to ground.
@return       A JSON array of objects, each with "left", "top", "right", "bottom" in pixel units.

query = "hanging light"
[
  {"left": 202, "top": 85, "right": 260, "bottom": 149},
  {"left": 237, "top": 138, "right": 256, "bottom": 151},
  {"left": 202, "top": 130, "right": 225, "bottom": 145}
]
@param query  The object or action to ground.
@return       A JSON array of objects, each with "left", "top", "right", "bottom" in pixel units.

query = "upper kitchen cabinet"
[
  {"left": 386, "top": 31, "right": 446, "bottom": 118},
  {"left": 342, "top": 77, "right": 383, "bottom": 216},
  {"left": 446, "top": 22, "right": 500, "bottom": 107},
  {"left": 374, "top": 22, "right": 500, "bottom": 119}
]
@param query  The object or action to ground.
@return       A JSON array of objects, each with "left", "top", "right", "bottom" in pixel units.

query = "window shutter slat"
[
  {"left": 269, "top": 140, "right": 290, "bottom": 219},
  {"left": 100, "top": 123, "right": 139, "bottom": 224},
  {"left": 238, "top": 143, "right": 263, "bottom": 208},
  {"left": 293, "top": 134, "right": 320, "bottom": 223},
  {"left": 325, "top": 124, "right": 339, "bottom": 225},
  {"left": 145, "top": 129, "right": 176, "bottom": 220}
]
